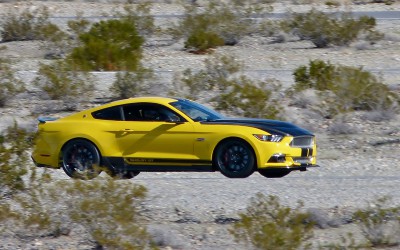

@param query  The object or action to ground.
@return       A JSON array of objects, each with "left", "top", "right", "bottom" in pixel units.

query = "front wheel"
[
  {"left": 214, "top": 139, "right": 255, "bottom": 178},
  {"left": 107, "top": 170, "right": 140, "bottom": 180},
  {"left": 259, "top": 169, "right": 291, "bottom": 178},
  {"left": 61, "top": 139, "right": 101, "bottom": 179}
]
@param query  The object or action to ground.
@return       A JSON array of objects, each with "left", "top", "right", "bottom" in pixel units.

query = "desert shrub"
[
  {"left": 0, "top": 123, "right": 59, "bottom": 235},
  {"left": 325, "top": 0, "right": 341, "bottom": 7},
  {"left": 319, "top": 232, "right": 365, "bottom": 249},
  {"left": 171, "top": 0, "right": 272, "bottom": 52},
  {"left": 68, "top": 19, "right": 144, "bottom": 71},
  {"left": 0, "top": 5, "right": 69, "bottom": 58},
  {"left": 67, "top": 13, "right": 91, "bottom": 39},
  {"left": 362, "top": 108, "right": 397, "bottom": 122},
  {"left": 282, "top": 9, "right": 383, "bottom": 48},
  {"left": 114, "top": 2, "right": 157, "bottom": 37},
  {"left": 353, "top": 196, "right": 400, "bottom": 247},
  {"left": 328, "top": 120, "right": 359, "bottom": 135},
  {"left": 110, "top": 67, "right": 154, "bottom": 99},
  {"left": 2, "top": 178, "right": 154, "bottom": 249},
  {"left": 64, "top": 13, "right": 90, "bottom": 47},
  {"left": 0, "top": 58, "right": 25, "bottom": 107},
  {"left": 171, "top": 54, "right": 242, "bottom": 100},
  {"left": 185, "top": 30, "right": 225, "bottom": 53},
  {"left": 66, "top": 3, "right": 154, "bottom": 53},
  {"left": 0, "top": 124, "right": 57, "bottom": 235},
  {"left": 0, "top": 124, "right": 154, "bottom": 248},
  {"left": 172, "top": 54, "right": 282, "bottom": 118},
  {"left": 0, "top": 6, "right": 65, "bottom": 43},
  {"left": 0, "top": 124, "right": 31, "bottom": 199},
  {"left": 34, "top": 60, "right": 94, "bottom": 101},
  {"left": 291, "top": 60, "right": 399, "bottom": 117},
  {"left": 63, "top": 179, "right": 154, "bottom": 249},
  {"left": 230, "top": 193, "right": 313, "bottom": 250},
  {"left": 7, "top": 170, "right": 59, "bottom": 236},
  {"left": 293, "top": 60, "right": 336, "bottom": 91},
  {"left": 215, "top": 76, "right": 281, "bottom": 119}
]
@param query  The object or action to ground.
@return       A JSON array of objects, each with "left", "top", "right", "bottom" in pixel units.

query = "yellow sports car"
[{"left": 32, "top": 97, "right": 318, "bottom": 179}]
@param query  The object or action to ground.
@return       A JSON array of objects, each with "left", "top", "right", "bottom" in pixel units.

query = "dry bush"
[
  {"left": 328, "top": 120, "right": 359, "bottom": 135},
  {"left": 110, "top": 67, "right": 154, "bottom": 99},
  {"left": 0, "top": 6, "right": 65, "bottom": 42},
  {"left": 0, "top": 58, "right": 25, "bottom": 107},
  {"left": 319, "top": 232, "right": 364, "bottom": 249},
  {"left": 1, "top": 178, "right": 154, "bottom": 249},
  {"left": 171, "top": 54, "right": 282, "bottom": 118},
  {"left": 281, "top": 9, "right": 383, "bottom": 48},
  {"left": 325, "top": 0, "right": 341, "bottom": 7},
  {"left": 113, "top": 2, "right": 157, "bottom": 37},
  {"left": 68, "top": 19, "right": 144, "bottom": 71},
  {"left": 362, "top": 109, "right": 397, "bottom": 122},
  {"left": 171, "top": 0, "right": 272, "bottom": 53},
  {"left": 215, "top": 76, "right": 281, "bottom": 119},
  {"left": 0, "top": 124, "right": 62, "bottom": 237},
  {"left": 63, "top": 179, "right": 154, "bottom": 249},
  {"left": 321, "top": 196, "right": 400, "bottom": 249},
  {"left": 230, "top": 193, "right": 313, "bottom": 250},
  {"left": 171, "top": 54, "right": 242, "bottom": 100},
  {"left": 353, "top": 196, "right": 400, "bottom": 247},
  {"left": 0, "top": 124, "right": 31, "bottom": 199},
  {"left": 0, "top": 124, "right": 155, "bottom": 249},
  {"left": 291, "top": 60, "right": 399, "bottom": 118},
  {"left": 34, "top": 60, "right": 94, "bottom": 103}
]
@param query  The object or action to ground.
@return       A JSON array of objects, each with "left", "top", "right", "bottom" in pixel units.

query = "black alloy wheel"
[
  {"left": 259, "top": 169, "right": 291, "bottom": 178},
  {"left": 61, "top": 139, "right": 101, "bottom": 179},
  {"left": 108, "top": 170, "right": 140, "bottom": 180},
  {"left": 214, "top": 139, "right": 255, "bottom": 178}
]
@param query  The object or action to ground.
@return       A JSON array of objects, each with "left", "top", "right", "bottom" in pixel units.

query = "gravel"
[{"left": 1, "top": 1, "right": 400, "bottom": 249}]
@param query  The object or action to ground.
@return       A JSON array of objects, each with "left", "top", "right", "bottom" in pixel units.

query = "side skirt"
[{"left": 103, "top": 157, "right": 214, "bottom": 172}]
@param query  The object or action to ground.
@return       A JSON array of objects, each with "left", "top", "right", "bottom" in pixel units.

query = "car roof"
[
  {"left": 103, "top": 96, "right": 179, "bottom": 108},
  {"left": 60, "top": 97, "right": 181, "bottom": 120},
  {"left": 86, "top": 97, "right": 181, "bottom": 113}
]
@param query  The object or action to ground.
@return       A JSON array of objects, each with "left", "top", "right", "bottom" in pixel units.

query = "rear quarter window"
[{"left": 92, "top": 106, "right": 122, "bottom": 120}]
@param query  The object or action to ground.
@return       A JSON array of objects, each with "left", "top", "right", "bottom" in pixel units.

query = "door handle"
[{"left": 121, "top": 129, "right": 134, "bottom": 132}]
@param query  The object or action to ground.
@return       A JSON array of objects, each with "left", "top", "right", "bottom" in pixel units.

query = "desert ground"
[{"left": 0, "top": 0, "right": 400, "bottom": 249}]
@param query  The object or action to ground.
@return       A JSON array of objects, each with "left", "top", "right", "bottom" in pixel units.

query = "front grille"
[{"left": 290, "top": 136, "right": 314, "bottom": 148}]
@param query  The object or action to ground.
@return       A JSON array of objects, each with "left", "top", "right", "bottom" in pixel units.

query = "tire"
[
  {"left": 107, "top": 170, "right": 140, "bottom": 180},
  {"left": 259, "top": 169, "right": 291, "bottom": 178},
  {"left": 214, "top": 139, "right": 255, "bottom": 178},
  {"left": 61, "top": 139, "right": 102, "bottom": 179}
]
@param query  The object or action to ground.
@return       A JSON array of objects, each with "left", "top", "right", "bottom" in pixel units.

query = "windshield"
[{"left": 170, "top": 99, "right": 224, "bottom": 121}]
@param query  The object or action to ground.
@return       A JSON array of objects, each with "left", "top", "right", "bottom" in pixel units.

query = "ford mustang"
[{"left": 32, "top": 97, "right": 318, "bottom": 179}]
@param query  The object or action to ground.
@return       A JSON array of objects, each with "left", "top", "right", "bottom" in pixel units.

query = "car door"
[{"left": 112, "top": 103, "right": 197, "bottom": 165}]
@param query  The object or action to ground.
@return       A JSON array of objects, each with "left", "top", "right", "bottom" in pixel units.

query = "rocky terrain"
[{"left": 0, "top": 0, "right": 400, "bottom": 249}]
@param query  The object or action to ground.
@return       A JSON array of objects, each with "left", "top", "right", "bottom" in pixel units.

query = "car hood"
[{"left": 202, "top": 118, "right": 314, "bottom": 137}]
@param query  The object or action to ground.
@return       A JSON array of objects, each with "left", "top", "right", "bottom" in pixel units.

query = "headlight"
[{"left": 253, "top": 134, "right": 283, "bottom": 142}]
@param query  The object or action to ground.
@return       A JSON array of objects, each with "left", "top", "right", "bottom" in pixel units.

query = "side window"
[
  {"left": 123, "top": 103, "right": 184, "bottom": 122},
  {"left": 92, "top": 106, "right": 123, "bottom": 120},
  {"left": 123, "top": 104, "right": 142, "bottom": 121}
]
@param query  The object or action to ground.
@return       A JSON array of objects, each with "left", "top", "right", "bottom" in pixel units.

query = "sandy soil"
[{"left": 0, "top": 1, "right": 400, "bottom": 249}]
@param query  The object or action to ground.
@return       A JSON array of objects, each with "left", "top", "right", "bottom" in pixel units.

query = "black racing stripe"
[
  {"left": 301, "top": 148, "right": 308, "bottom": 157},
  {"left": 126, "top": 158, "right": 212, "bottom": 165},
  {"left": 201, "top": 119, "right": 314, "bottom": 137},
  {"left": 309, "top": 148, "right": 313, "bottom": 156}
]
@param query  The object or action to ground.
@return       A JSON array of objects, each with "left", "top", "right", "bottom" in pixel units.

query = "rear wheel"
[
  {"left": 61, "top": 139, "right": 101, "bottom": 179},
  {"left": 259, "top": 169, "right": 291, "bottom": 178},
  {"left": 214, "top": 139, "right": 255, "bottom": 178}
]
